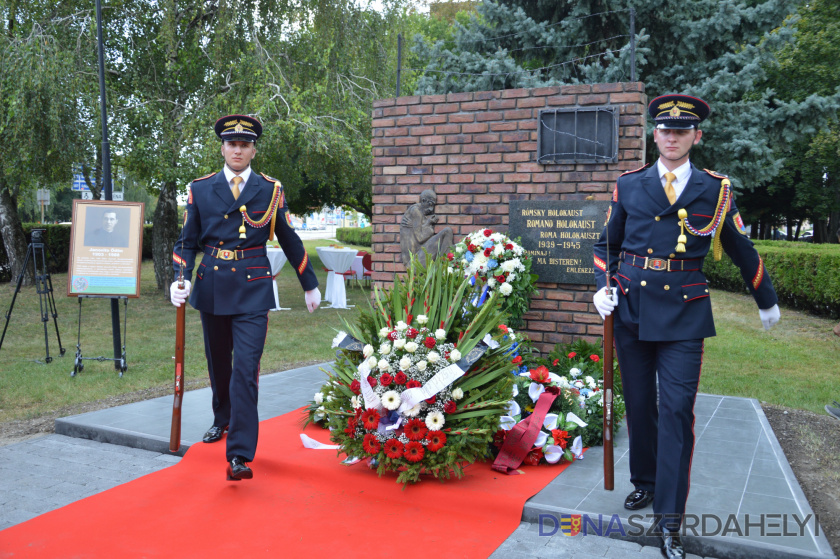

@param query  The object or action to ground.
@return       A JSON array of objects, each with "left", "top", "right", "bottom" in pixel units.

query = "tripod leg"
[
  {"left": 0, "top": 246, "right": 34, "bottom": 352},
  {"left": 33, "top": 244, "right": 51, "bottom": 363},
  {"left": 42, "top": 250, "right": 65, "bottom": 356}
]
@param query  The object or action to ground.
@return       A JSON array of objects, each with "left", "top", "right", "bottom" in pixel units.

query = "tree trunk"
[
  {"left": 0, "top": 182, "right": 32, "bottom": 285},
  {"left": 152, "top": 180, "right": 179, "bottom": 293}
]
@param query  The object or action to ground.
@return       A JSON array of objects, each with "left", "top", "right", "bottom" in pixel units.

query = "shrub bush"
[
  {"left": 336, "top": 226, "right": 372, "bottom": 247},
  {"left": 704, "top": 240, "right": 840, "bottom": 318}
]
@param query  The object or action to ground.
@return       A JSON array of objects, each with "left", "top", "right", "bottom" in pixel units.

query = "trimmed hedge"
[
  {"left": 704, "top": 240, "right": 840, "bottom": 318},
  {"left": 1, "top": 224, "right": 154, "bottom": 282},
  {"left": 336, "top": 226, "right": 372, "bottom": 247}
]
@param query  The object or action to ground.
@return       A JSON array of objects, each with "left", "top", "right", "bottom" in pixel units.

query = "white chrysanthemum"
[
  {"left": 574, "top": 380, "right": 585, "bottom": 389},
  {"left": 456, "top": 246, "right": 463, "bottom": 253},
  {"left": 450, "top": 349, "right": 462, "bottom": 362},
  {"left": 570, "top": 367, "right": 582, "bottom": 378},
  {"left": 474, "top": 253, "right": 488, "bottom": 267},
  {"left": 382, "top": 390, "right": 401, "bottom": 410},
  {"left": 493, "top": 244, "right": 504, "bottom": 257},
  {"left": 447, "top": 267, "right": 454, "bottom": 274},
  {"left": 367, "top": 356, "right": 378, "bottom": 368},
  {"left": 399, "top": 356, "right": 412, "bottom": 370},
  {"left": 501, "top": 260, "right": 516, "bottom": 273},
  {"left": 363, "top": 344, "right": 374, "bottom": 358},
  {"left": 404, "top": 341, "right": 418, "bottom": 353},
  {"left": 379, "top": 327, "right": 391, "bottom": 338},
  {"left": 395, "top": 321, "right": 408, "bottom": 331},
  {"left": 417, "top": 315, "right": 428, "bottom": 325},
  {"left": 427, "top": 351, "right": 440, "bottom": 363},
  {"left": 394, "top": 339, "right": 406, "bottom": 349},
  {"left": 351, "top": 395, "right": 361, "bottom": 409},
  {"left": 379, "top": 343, "right": 391, "bottom": 355},
  {"left": 425, "top": 411, "right": 445, "bottom": 431},
  {"left": 513, "top": 245, "right": 524, "bottom": 256},
  {"left": 558, "top": 376, "right": 570, "bottom": 388},
  {"left": 314, "top": 392, "right": 323, "bottom": 404},
  {"left": 416, "top": 360, "right": 427, "bottom": 372},
  {"left": 378, "top": 359, "right": 390, "bottom": 372},
  {"left": 435, "top": 329, "right": 446, "bottom": 340},
  {"left": 585, "top": 376, "right": 596, "bottom": 389},
  {"left": 452, "top": 387, "right": 464, "bottom": 400},
  {"left": 404, "top": 403, "right": 423, "bottom": 417},
  {"left": 499, "top": 283, "right": 513, "bottom": 296},
  {"left": 487, "top": 278, "right": 497, "bottom": 288},
  {"left": 508, "top": 273, "right": 517, "bottom": 283}
]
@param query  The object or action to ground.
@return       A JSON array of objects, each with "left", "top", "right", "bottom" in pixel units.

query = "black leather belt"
[
  {"left": 203, "top": 245, "right": 267, "bottom": 261},
  {"left": 620, "top": 252, "right": 701, "bottom": 272}
]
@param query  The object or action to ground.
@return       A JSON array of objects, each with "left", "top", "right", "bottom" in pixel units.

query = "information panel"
[{"left": 509, "top": 200, "right": 609, "bottom": 285}]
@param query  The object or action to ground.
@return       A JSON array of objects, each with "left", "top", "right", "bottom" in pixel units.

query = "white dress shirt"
[
  {"left": 224, "top": 165, "right": 252, "bottom": 196},
  {"left": 657, "top": 159, "right": 691, "bottom": 201}
]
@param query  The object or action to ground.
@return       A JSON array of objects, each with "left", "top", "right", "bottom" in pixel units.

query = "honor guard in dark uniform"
[
  {"left": 170, "top": 114, "right": 321, "bottom": 481},
  {"left": 593, "top": 95, "right": 780, "bottom": 559}
]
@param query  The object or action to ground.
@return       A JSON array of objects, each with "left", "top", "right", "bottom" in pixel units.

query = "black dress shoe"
[
  {"left": 661, "top": 531, "right": 684, "bottom": 559},
  {"left": 624, "top": 488, "right": 655, "bottom": 510},
  {"left": 202, "top": 425, "right": 228, "bottom": 443},
  {"left": 226, "top": 457, "right": 253, "bottom": 481}
]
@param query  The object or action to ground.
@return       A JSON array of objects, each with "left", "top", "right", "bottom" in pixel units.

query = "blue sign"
[{"left": 72, "top": 174, "right": 89, "bottom": 191}]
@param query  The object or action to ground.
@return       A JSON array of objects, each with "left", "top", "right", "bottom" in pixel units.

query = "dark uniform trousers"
[
  {"left": 173, "top": 169, "right": 318, "bottom": 463},
  {"left": 594, "top": 163, "right": 778, "bottom": 530}
]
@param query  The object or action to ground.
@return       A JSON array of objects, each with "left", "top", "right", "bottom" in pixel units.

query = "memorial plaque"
[{"left": 509, "top": 200, "right": 610, "bottom": 285}]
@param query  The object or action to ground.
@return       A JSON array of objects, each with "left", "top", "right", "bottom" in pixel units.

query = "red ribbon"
[{"left": 491, "top": 387, "right": 558, "bottom": 475}]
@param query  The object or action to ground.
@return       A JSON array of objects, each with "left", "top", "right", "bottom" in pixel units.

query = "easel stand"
[
  {"left": 72, "top": 295, "right": 128, "bottom": 377},
  {"left": 0, "top": 231, "right": 65, "bottom": 363}
]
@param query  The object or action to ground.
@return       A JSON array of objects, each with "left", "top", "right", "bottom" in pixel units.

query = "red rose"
[
  {"left": 404, "top": 418, "right": 428, "bottom": 441},
  {"left": 505, "top": 243, "right": 513, "bottom": 250},
  {"left": 552, "top": 359, "right": 560, "bottom": 366},
  {"left": 425, "top": 395, "right": 436, "bottom": 404},
  {"left": 367, "top": 376, "right": 377, "bottom": 387},
  {"left": 379, "top": 373, "right": 393, "bottom": 386},
  {"left": 467, "top": 244, "right": 476, "bottom": 252},
  {"left": 444, "top": 400, "right": 457, "bottom": 414},
  {"left": 499, "top": 325, "right": 509, "bottom": 333},
  {"left": 590, "top": 354, "right": 600, "bottom": 362},
  {"left": 524, "top": 447, "right": 544, "bottom": 466},
  {"left": 529, "top": 365, "right": 550, "bottom": 384},
  {"left": 406, "top": 327, "right": 419, "bottom": 339},
  {"left": 493, "top": 430, "right": 507, "bottom": 449},
  {"left": 394, "top": 371, "right": 407, "bottom": 385},
  {"left": 361, "top": 408, "right": 380, "bottom": 430},
  {"left": 406, "top": 379, "right": 421, "bottom": 389},
  {"left": 384, "top": 438, "right": 404, "bottom": 459},
  {"left": 424, "top": 337, "right": 436, "bottom": 349},
  {"left": 387, "top": 330, "right": 397, "bottom": 341},
  {"left": 403, "top": 441, "right": 425, "bottom": 463},
  {"left": 350, "top": 380, "right": 361, "bottom": 395},
  {"left": 483, "top": 229, "right": 492, "bottom": 237},
  {"left": 426, "top": 431, "right": 447, "bottom": 452},
  {"left": 363, "top": 433, "right": 381, "bottom": 454},
  {"left": 495, "top": 274, "right": 506, "bottom": 283},
  {"left": 484, "top": 247, "right": 492, "bottom": 257},
  {"left": 567, "top": 352, "right": 576, "bottom": 359},
  {"left": 446, "top": 252, "right": 454, "bottom": 261},
  {"left": 511, "top": 355, "right": 522, "bottom": 365}
]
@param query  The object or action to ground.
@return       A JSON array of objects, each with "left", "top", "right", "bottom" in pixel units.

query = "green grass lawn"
[{"left": 1, "top": 245, "right": 837, "bottom": 423}]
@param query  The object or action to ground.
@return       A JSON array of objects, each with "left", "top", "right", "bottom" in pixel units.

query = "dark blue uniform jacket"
[
  {"left": 594, "top": 163, "right": 777, "bottom": 342},
  {"left": 173, "top": 169, "right": 318, "bottom": 315}
]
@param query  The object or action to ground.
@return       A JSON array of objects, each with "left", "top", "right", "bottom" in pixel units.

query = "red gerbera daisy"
[
  {"left": 403, "top": 441, "right": 425, "bottom": 462},
  {"left": 361, "top": 408, "right": 380, "bottom": 430},
  {"left": 404, "top": 418, "right": 428, "bottom": 441},
  {"left": 443, "top": 400, "right": 456, "bottom": 414},
  {"left": 394, "top": 371, "right": 407, "bottom": 385},
  {"left": 426, "top": 431, "right": 447, "bottom": 452},
  {"left": 363, "top": 433, "right": 381, "bottom": 454},
  {"left": 384, "top": 438, "right": 404, "bottom": 459}
]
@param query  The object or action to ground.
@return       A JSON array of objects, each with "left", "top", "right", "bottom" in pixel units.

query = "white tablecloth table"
[
  {"left": 266, "top": 248, "right": 289, "bottom": 311},
  {"left": 316, "top": 247, "right": 358, "bottom": 309},
  {"left": 347, "top": 255, "right": 365, "bottom": 286}
]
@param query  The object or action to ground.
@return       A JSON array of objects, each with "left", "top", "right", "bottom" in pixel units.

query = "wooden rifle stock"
[
  {"left": 169, "top": 285, "right": 186, "bottom": 452},
  {"left": 603, "top": 310, "right": 615, "bottom": 490}
]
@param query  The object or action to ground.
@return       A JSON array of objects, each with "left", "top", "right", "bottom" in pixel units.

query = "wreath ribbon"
[{"left": 491, "top": 388, "right": 559, "bottom": 475}]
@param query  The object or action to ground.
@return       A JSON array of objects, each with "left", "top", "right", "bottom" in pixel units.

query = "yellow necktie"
[
  {"left": 664, "top": 172, "right": 677, "bottom": 205},
  {"left": 231, "top": 176, "right": 243, "bottom": 200}
]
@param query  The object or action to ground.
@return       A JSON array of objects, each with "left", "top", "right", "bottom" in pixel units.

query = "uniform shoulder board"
[
  {"left": 703, "top": 169, "right": 728, "bottom": 180},
  {"left": 260, "top": 172, "right": 281, "bottom": 184},
  {"left": 619, "top": 164, "right": 648, "bottom": 177},
  {"left": 192, "top": 173, "right": 215, "bottom": 183}
]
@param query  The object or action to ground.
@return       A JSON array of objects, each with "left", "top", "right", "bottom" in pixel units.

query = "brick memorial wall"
[{"left": 369, "top": 82, "right": 647, "bottom": 352}]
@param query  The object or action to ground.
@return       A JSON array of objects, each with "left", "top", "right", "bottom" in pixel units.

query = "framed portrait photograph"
[{"left": 68, "top": 200, "right": 145, "bottom": 297}]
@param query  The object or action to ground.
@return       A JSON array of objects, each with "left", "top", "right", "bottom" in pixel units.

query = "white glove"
[
  {"left": 593, "top": 287, "right": 618, "bottom": 320},
  {"left": 759, "top": 304, "right": 780, "bottom": 331},
  {"left": 170, "top": 280, "right": 191, "bottom": 307},
  {"left": 305, "top": 288, "right": 321, "bottom": 313}
]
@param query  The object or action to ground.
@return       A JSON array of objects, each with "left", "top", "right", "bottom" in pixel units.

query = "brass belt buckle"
[
  {"left": 218, "top": 249, "right": 235, "bottom": 261},
  {"left": 645, "top": 257, "right": 669, "bottom": 271}
]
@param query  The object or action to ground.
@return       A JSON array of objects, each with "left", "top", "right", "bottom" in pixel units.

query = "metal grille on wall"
[{"left": 537, "top": 107, "right": 619, "bottom": 165}]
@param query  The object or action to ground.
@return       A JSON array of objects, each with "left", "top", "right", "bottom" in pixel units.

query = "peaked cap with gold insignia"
[
  {"left": 648, "top": 94, "right": 710, "bottom": 129},
  {"left": 214, "top": 114, "right": 262, "bottom": 142}
]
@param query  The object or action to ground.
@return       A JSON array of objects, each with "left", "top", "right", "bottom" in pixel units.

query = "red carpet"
[{"left": 0, "top": 411, "right": 573, "bottom": 558}]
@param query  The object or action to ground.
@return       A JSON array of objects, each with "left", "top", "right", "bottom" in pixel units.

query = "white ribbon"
[
  {"left": 331, "top": 331, "right": 348, "bottom": 348},
  {"left": 397, "top": 362, "right": 466, "bottom": 413},
  {"left": 482, "top": 333, "right": 500, "bottom": 349},
  {"left": 300, "top": 433, "right": 340, "bottom": 450},
  {"left": 357, "top": 361, "right": 383, "bottom": 412}
]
